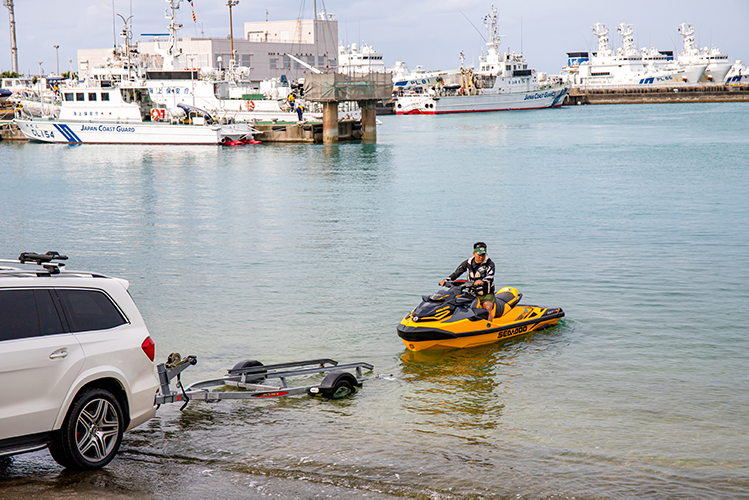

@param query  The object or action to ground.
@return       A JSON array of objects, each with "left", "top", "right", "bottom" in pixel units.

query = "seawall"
[{"left": 565, "top": 84, "right": 749, "bottom": 105}]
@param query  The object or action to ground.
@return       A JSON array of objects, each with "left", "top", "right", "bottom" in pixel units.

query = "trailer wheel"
[
  {"left": 326, "top": 379, "right": 354, "bottom": 399},
  {"left": 232, "top": 359, "right": 263, "bottom": 371},
  {"left": 316, "top": 371, "right": 359, "bottom": 400},
  {"left": 49, "top": 388, "right": 124, "bottom": 470},
  {"left": 231, "top": 359, "right": 267, "bottom": 382}
]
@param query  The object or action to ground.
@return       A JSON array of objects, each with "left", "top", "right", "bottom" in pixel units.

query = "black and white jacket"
[{"left": 447, "top": 257, "right": 495, "bottom": 295}]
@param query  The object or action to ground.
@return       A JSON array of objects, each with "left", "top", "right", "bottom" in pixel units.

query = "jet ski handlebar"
[
  {"left": 441, "top": 279, "right": 481, "bottom": 295},
  {"left": 441, "top": 279, "right": 468, "bottom": 287}
]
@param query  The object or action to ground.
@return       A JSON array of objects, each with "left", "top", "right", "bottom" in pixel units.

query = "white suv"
[{"left": 0, "top": 252, "right": 159, "bottom": 470}]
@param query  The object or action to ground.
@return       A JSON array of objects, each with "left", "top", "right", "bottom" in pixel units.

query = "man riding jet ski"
[
  {"left": 397, "top": 242, "right": 564, "bottom": 351},
  {"left": 440, "top": 242, "right": 496, "bottom": 320}
]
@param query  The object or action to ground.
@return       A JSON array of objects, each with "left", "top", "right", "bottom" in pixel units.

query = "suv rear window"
[
  {"left": 0, "top": 289, "right": 65, "bottom": 341},
  {"left": 57, "top": 289, "right": 127, "bottom": 333}
]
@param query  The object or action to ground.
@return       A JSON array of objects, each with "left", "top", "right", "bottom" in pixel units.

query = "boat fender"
[{"left": 244, "top": 100, "right": 255, "bottom": 111}]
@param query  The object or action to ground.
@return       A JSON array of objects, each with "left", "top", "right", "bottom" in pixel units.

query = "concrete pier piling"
[
  {"left": 360, "top": 100, "right": 377, "bottom": 144},
  {"left": 322, "top": 101, "right": 339, "bottom": 144}
]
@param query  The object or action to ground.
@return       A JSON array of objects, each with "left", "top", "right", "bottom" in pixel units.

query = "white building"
[{"left": 78, "top": 15, "right": 339, "bottom": 86}]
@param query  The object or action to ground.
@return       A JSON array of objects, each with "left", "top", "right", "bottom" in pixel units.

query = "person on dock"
[{"left": 440, "top": 242, "right": 496, "bottom": 321}]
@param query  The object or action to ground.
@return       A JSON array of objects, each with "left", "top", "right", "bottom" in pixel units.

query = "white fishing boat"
[
  {"left": 14, "top": 80, "right": 252, "bottom": 145},
  {"left": 561, "top": 23, "right": 706, "bottom": 87},
  {"left": 394, "top": 5, "right": 568, "bottom": 115},
  {"left": 677, "top": 23, "right": 732, "bottom": 83},
  {"left": 138, "top": 2, "right": 320, "bottom": 124}
]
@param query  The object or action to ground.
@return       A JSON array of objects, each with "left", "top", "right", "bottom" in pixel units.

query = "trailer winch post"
[{"left": 156, "top": 355, "right": 197, "bottom": 403}]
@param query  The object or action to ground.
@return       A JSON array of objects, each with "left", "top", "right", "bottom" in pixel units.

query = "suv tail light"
[{"left": 141, "top": 337, "right": 155, "bottom": 361}]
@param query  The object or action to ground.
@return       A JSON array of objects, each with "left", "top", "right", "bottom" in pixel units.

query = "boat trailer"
[{"left": 155, "top": 354, "right": 374, "bottom": 409}]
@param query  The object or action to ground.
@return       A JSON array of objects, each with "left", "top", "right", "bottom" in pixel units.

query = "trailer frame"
[{"left": 155, "top": 354, "right": 374, "bottom": 408}]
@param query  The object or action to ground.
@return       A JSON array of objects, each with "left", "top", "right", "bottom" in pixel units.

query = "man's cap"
[{"left": 473, "top": 242, "right": 487, "bottom": 255}]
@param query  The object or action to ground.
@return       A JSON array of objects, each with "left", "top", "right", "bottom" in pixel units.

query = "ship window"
[
  {"left": 64, "top": 93, "right": 74, "bottom": 101},
  {"left": 88, "top": 93, "right": 97, "bottom": 101},
  {"left": 76, "top": 92, "right": 84, "bottom": 101},
  {"left": 101, "top": 92, "right": 110, "bottom": 101}
]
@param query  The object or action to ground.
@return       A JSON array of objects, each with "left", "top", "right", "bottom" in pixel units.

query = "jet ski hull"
[{"left": 397, "top": 285, "right": 564, "bottom": 351}]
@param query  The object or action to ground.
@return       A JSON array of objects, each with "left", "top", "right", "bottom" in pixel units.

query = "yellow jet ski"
[{"left": 397, "top": 280, "right": 564, "bottom": 351}]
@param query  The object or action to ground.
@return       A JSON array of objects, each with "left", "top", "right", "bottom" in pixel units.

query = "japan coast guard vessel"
[
  {"left": 394, "top": 5, "right": 568, "bottom": 115},
  {"left": 14, "top": 81, "right": 252, "bottom": 145}
]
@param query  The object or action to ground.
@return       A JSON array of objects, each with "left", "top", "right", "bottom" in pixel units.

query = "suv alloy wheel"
[{"left": 48, "top": 387, "right": 125, "bottom": 470}]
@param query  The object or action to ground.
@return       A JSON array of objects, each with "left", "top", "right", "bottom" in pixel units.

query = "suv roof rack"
[{"left": 0, "top": 251, "right": 68, "bottom": 274}]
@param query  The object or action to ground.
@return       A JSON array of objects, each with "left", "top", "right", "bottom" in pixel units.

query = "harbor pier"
[
  {"left": 304, "top": 73, "right": 392, "bottom": 144},
  {"left": 565, "top": 84, "right": 749, "bottom": 105}
]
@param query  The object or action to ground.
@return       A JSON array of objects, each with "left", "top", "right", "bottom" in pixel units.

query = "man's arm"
[{"left": 447, "top": 260, "right": 469, "bottom": 281}]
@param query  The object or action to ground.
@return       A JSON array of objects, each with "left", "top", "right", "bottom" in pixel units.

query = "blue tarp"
[{"left": 177, "top": 103, "right": 214, "bottom": 123}]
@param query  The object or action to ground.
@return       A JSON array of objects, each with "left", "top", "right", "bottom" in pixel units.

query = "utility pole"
[
  {"left": 226, "top": 0, "right": 238, "bottom": 66},
  {"left": 3, "top": 0, "right": 19, "bottom": 74}
]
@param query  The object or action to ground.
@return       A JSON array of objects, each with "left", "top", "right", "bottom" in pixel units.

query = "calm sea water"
[{"left": 2, "top": 103, "right": 749, "bottom": 498}]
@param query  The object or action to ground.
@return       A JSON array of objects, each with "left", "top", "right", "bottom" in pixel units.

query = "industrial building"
[{"left": 77, "top": 16, "right": 339, "bottom": 86}]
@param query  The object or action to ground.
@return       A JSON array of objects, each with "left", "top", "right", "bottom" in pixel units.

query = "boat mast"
[
  {"left": 313, "top": 0, "right": 319, "bottom": 71},
  {"left": 164, "top": 0, "right": 183, "bottom": 70},
  {"left": 3, "top": 0, "right": 19, "bottom": 74},
  {"left": 227, "top": 0, "right": 239, "bottom": 68}
]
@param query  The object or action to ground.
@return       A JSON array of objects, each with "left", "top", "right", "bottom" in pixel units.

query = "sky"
[{"left": 2, "top": 0, "right": 748, "bottom": 77}]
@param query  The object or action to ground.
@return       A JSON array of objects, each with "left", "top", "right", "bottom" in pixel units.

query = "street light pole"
[
  {"left": 53, "top": 44, "right": 59, "bottom": 75},
  {"left": 226, "top": 0, "right": 238, "bottom": 67}
]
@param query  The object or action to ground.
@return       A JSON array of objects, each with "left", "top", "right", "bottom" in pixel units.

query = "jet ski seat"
[{"left": 492, "top": 290, "right": 522, "bottom": 318}]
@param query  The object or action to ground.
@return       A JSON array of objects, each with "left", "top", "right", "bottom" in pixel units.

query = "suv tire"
[{"left": 49, "top": 388, "right": 125, "bottom": 470}]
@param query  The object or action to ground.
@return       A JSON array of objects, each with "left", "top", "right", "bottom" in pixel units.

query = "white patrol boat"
[
  {"left": 561, "top": 23, "right": 707, "bottom": 87},
  {"left": 394, "top": 5, "right": 568, "bottom": 115},
  {"left": 14, "top": 82, "right": 252, "bottom": 145},
  {"left": 677, "top": 23, "right": 732, "bottom": 84}
]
